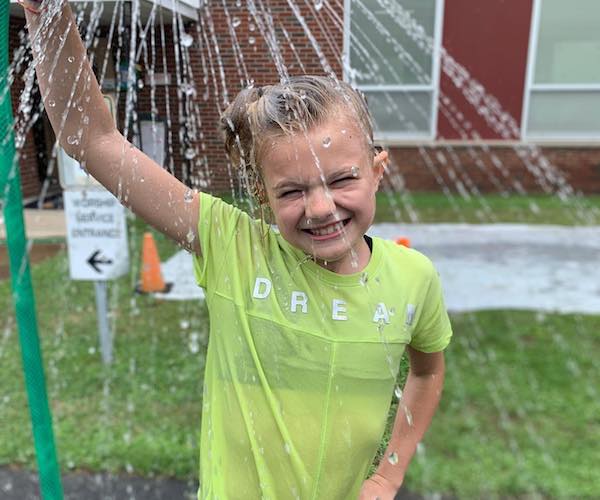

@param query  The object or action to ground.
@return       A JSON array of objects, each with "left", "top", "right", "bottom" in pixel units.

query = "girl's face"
[{"left": 261, "top": 116, "right": 387, "bottom": 274}]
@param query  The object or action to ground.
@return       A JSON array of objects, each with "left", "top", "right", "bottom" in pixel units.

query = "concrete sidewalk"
[
  {"left": 157, "top": 223, "right": 600, "bottom": 315},
  {"left": 0, "top": 209, "right": 67, "bottom": 240}
]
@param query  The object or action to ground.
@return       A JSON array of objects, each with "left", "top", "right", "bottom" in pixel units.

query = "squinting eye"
[
  {"left": 331, "top": 177, "right": 354, "bottom": 185},
  {"left": 280, "top": 190, "right": 301, "bottom": 198}
]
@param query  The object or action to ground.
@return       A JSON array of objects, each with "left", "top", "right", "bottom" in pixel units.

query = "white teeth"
[{"left": 310, "top": 221, "right": 344, "bottom": 236}]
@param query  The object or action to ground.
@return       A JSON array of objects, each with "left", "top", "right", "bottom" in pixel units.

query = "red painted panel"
[{"left": 437, "top": 0, "right": 533, "bottom": 140}]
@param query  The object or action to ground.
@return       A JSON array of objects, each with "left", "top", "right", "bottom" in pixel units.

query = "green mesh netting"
[{"left": 0, "top": 2, "right": 63, "bottom": 498}]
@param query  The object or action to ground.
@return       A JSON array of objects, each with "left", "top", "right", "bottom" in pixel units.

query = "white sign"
[
  {"left": 64, "top": 189, "right": 129, "bottom": 281},
  {"left": 57, "top": 146, "right": 103, "bottom": 190},
  {"left": 140, "top": 120, "right": 166, "bottom": 167}
]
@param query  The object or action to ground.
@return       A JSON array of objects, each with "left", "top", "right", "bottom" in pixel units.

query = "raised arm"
[
  {"left": 360, "top": 347, "right": 446, "bottom": 499},
  {"left": 23, "top": 0, "right": 201, "bottom": 254}
]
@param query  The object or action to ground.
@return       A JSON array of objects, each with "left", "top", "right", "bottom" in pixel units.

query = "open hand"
[{"left": 358, "top": 472, "right": 401, "bottom": 500}]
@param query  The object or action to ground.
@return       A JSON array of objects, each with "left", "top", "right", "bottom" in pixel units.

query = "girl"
[{"left": 22, "top": 1, "right": 452, "bottom": 498}]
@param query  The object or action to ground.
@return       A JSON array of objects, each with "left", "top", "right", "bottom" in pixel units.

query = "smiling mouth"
[{"left": 302, "top": 219, "right": 350, "bottom": 238}]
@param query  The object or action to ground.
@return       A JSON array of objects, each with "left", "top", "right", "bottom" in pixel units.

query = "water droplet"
[
  {"left": 314, "top": 0, "right": 323, "bottom": 11},
  {"left": 180, "top": 32, "right": 194, "bottom": 47},
  {"left": 180, "top": 319, "right": 190, "bottom": 329},
  {"left": 235, "top": 0, "right": 242, "bottom": 6},
  {"left": 387, "top": 451, "right": 399, "bottom": 465},
  {"left": 67, "top": 135, "right": 79, "bottom": 145},
  {"left": 404, "top": 408, "right": 413, "bottom": 426},
  {"left": 125, "top": 463, "right": 134, "bottom": 474},
  {"left": 350, "top": 165, "right": 359, "bottom": 177},
  {"left": 394, "top": 385, "right": 402, "bottom": 399},
  {"left": 232, "top": 17, "right": 241, "bottom": 28},
  {"left": 529, "top": 201, "right": 540, "bottom": 214},
  {"left": 82, "top": 115, "right": 89, "bottom": 125},
  {"left": 181, "top": 83, "right": 197, "bottom": 97},
  {"left": 67, "top": 460, "right": 75, "bottom": 469},
  {"left": 137, "top": 79, "right": 144, "bottom": 89},
  {"left": 47, "top": 99, "right": 56, "bottom": 107},
  {"left": 183, "top": 189, "right": 194, "bottom": 203},
  {"left": 249, "top": 22, "right": 256, "bottom": 32},
  {"left": 186, "top": 229, "right": 195, "bottom": 244},
  {"left": 359, "top": 272, "right": 368, "bottom": 286},
  {"left": 184, "top": 147, "right": 196, "bottom": 160},
  {"left": 67, "top": 55, "right": 75, "bottom": 63},
  {"left": 88, "top": 346, "right": 96, "bottom": 355},
  {"left": 188, "top": 332, "right": 200, "bottom": 354},
  {"left": 322, "top": 136, "right": 331, "bottom": 148},
  {"left": 248, "top": 36, "right": 256, "bottom": 45}
]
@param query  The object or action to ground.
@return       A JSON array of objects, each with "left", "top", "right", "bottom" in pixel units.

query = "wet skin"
[{"left": 261, "top": 116, "right": 387, "bottom": 275}]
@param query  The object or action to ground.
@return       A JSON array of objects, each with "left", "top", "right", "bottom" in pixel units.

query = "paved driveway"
[{"left": 158, "top": 223, "right": 600, "bottom": 314}]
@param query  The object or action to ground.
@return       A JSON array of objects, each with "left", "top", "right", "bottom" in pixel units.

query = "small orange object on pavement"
[
  {"left": 138, "top": 232, "right": 169, "bottom": 293},
  {"left": 395, "top": 237, "right": 411, "bottom": 248}
]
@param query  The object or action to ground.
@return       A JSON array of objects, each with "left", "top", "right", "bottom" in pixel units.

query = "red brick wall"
[
  {"left": 9, "top": 16, "right": 43, "bottom": 201},
  {"left": 387, "top": 146, "right": 600, "bottom": 195}
]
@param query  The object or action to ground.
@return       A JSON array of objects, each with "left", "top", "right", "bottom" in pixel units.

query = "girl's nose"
[{"left": 304, "top": 187, "right": 336, "bottom": 220}]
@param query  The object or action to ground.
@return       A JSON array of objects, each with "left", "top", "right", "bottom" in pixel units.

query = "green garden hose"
[{"left": 0, "top": 2, "right": 63, "bottom": 498}]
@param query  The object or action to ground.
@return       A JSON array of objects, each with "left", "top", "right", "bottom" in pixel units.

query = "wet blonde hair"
[{"left": 220, "top": 75, "right": 374, "bottom": 204}]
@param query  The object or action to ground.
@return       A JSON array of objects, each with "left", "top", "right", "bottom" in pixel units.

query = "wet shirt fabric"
[{"left": 193, "top": 193, "right": 452, "bottom": 500}]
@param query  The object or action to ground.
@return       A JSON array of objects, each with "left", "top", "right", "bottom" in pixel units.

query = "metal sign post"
[
  {"left": 62, "top": 189, "right": 129, "bottom": 364},
  {"left": 58, "top": 95, "right": 128, "bottom": 365}
]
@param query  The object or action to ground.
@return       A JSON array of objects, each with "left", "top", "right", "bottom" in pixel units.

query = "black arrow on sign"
[{"left": 87, "top": 250, "right": 113, "bottom": 273}]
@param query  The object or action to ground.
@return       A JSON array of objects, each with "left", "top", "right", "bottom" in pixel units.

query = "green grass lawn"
[
  {"left": 373, "top": 191, "right": 600, "bottom": 225},
  {"left": 1, "top": 197, "right": 599, "bottom": 498}
]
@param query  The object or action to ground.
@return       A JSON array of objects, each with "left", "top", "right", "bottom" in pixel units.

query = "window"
[
  {"left": 345, "top": 0, "right": 444, "bottom": 141},
  {"left": 523, "top": 0, "right": 600, "bottom": 140}
]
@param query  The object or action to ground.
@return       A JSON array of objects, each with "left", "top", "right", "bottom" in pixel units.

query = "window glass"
[
  {"left": 526, "top": 0, "right": 600, "bottom": 137},
  {"left": 527, "top": 91, "right": 600, "bottom": 136},
  {"left": 364, "top": 91, "right": 432, "bottom": 137},
  {"left": 350, "top": 0, "right": 436, "bottom": 86},
  {"left": 348, "top": 0, "right": 439, "bottom": 138},
  {"left": 534, "top": 0, "right": 600, "bottom": 84}
]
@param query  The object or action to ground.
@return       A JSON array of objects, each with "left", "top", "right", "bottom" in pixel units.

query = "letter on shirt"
[
  {"left": 372, "top": 303, "right": 390, "bottom": 324},
  {"left": 252, "top": 277, "right": 272, "bottom": 299},
  {"left": 332, "top": 299, "right": 347, "bottom": 321},
  {"left": 290, "top": 291, "right": 308, "bottom": 313}
]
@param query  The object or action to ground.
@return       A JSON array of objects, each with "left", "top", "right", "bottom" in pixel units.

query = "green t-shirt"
[{"left": 193, "top": 193, "right": 452, "bottom": 500}]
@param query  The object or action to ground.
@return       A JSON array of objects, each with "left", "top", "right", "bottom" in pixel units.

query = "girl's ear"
[{"left": 372, "top": 149, "right": 388, "bottom": 186}]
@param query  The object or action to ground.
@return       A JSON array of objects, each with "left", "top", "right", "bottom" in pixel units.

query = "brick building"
[{"left": 8, "top": 0, "right": 600, "bottom": 203}]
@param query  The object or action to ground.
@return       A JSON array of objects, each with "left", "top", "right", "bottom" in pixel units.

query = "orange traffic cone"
[
  {"left": 395, "top": 237, "right": 411, "bottom": 248},
  {"left": 137, "top": 232, "right": 171, "bottom": 293}
]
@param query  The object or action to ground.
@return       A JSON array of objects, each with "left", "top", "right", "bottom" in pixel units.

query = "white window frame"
[
  {"left": 521, "top": 0, "right": 600, "bottom": 143},
  {"left": 343, "top": 0, "right": 445, "bottom": 143}
]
